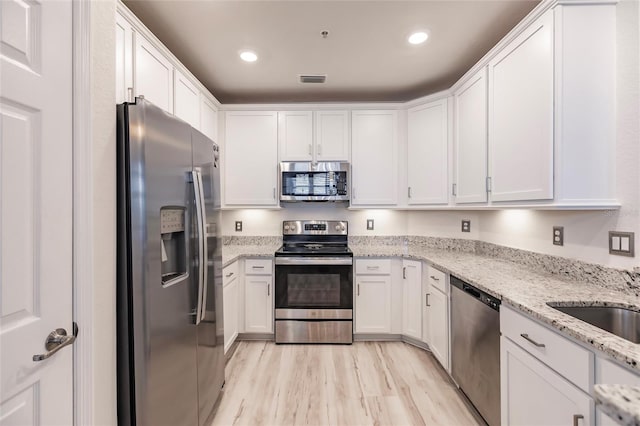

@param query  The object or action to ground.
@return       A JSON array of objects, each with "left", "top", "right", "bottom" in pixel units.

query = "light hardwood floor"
[{"left": 212, "top": 341, "right": 482, "bottom": 426}]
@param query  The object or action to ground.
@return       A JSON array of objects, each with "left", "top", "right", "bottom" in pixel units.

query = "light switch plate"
[
  {"left": 235, "top": 221, "right": 243, "bottom": 232},
  {"left": 553, "top": 226, "right": 564, "bottom": 246},
  {"left": 461, "top": 220, "right": 471, "bottom": 233},
  {"left": 609, "top": 231, "right": 634, "bottom": 257},
  {"left": 367, "top": 219, "right": 374, "bottom": 230}
]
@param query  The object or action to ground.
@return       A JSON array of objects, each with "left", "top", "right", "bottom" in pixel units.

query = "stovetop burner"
[{"left": 275, "top": 220, "right": 351, "bottom": 257}]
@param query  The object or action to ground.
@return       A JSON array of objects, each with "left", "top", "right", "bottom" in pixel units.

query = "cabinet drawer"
[
  {"left": 223, "top": 261, "right": 239, "bottom": 287},
  {"left": 501, "top": 305, "right": 593, "bottom": 392},
  {"left": 426, "top": 266, "right": 447, "bottom": 293},
  {"left": 245, "top": 258, "right": 273, "bottom": 275},
  {"left": 355, "top": 259, "right": 391, "bottom": 275}
]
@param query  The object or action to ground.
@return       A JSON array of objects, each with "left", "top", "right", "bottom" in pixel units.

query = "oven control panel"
[{"left": 283, "top": 220, "right": 348, "bottom": 235}]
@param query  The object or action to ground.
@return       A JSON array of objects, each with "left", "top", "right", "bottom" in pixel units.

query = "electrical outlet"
[
  {"left": 461, "top": 220, "right": 471, "bottom": 233},
  {"left": 367, "top": 219, "right": 374, "bottom": 230},
  {"left": 235, "top": 221, "right": 243, "bottom": 232},
  {"left": 553, "top": 226, "right": 564, "bottom": 246},
  {"left": 609, "top": 231, "right": 634, "bottom": 257}
]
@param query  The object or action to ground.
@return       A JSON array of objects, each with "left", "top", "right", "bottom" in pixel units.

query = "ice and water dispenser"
[{"left": 160, "top": 207, "right": 187, "bottom": 286}]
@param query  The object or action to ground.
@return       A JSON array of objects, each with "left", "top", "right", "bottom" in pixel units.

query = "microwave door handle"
[{"left": 192, "top": 170, "right": 205, "bottom": 325}]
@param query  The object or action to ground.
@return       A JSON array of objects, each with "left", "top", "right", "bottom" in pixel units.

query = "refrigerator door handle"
[{"left": 192, "top": 170, "right": 206, "bottom": 325}]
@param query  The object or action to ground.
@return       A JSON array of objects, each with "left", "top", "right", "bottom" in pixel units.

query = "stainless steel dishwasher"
[{"left": 451, "top": 275, "right": 501, "bottom": 426}]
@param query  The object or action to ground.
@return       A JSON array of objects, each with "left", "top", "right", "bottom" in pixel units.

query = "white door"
[
  {"left": 354, "top": 276, "right": 391, "bottom": 333},
  {"left": 244, "top": 276, "right": 273, "bottom": 333},
  {"left": 454, "top": 68, "right": 488, "bottom": 204},
  {"left": 199, "top": 95, "right": 218, "bottom": 142},
  {"left": 135, "top": 35, "right": 173, "bottom": 113},
  {"left": 315, "top": 110, "right": 350, "bottom": 162},
  {"left": 351, "top": 110, "right": 398, "bottom": 206},
  {"left": 402, "top": 261, "right": 422, "bottom": 340},
  {"left": 407, "top": 100, "right": 449, "bottom": 205},
  {"left": 115, "top": 12, "right": 134, "bottom": 104},
  {"left": 174, "top": 69, "right": 200, "bottom": 129},
  {"left": 278, "top": 111, "right": 313, "bottom": 161},
  {"left": 1, "top": 0, "right": 74, "bottom": 424},
  {"left": 428, "top": 287, "right": 449, "bottom": 370}
]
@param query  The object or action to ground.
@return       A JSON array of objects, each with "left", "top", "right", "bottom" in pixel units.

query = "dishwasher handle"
[{"left": 463, "top": 285, "right": 481, "bottom": 299}]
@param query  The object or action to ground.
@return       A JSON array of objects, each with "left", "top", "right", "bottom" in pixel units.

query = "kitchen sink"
[{"left": 547, "top": 304, "right": 640, "bottom": 344}]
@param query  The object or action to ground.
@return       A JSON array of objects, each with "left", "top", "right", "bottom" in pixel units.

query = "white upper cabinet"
[
  {"left": 351, "top": 110, "right": 398, "bottom": 206},
  {"left": 224, "top": 111, "right": 278, "bottom": 206},
  {"left": 278, "top": 110, "right": 350, "bottom": 162},
  {"left": 134, "top": 36, "right": 173, "bottom": 113},
  {"left": 407, "top": 99, "right": 449, "bottom": 205},
  {"left": 278, "top": 111, "right": 314, "bottom": 161},
  {"left": 454, "top": 68, "right": 488, "bottom": 204},
  {"left": 315, "top": 111, "right": 350, "bottom": 161},
  {"left": 199, "top": 95, "right": 218, "bottom": 142},
  {"left": 488, "top": 10, "right": 554, "bottom": 202},
  {"left": 115, "top": 13, "right": 134, "bottom": 104},
  {"left": 174, "top": 69, "right": 200, "bottom": 128}
]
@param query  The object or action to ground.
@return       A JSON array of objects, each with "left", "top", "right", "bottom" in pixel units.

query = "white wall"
[
  {"left": 478, "top": 0, "right": 640, "bottom": 270},
  {"left": 221, "top": 205, "right": 408, "bottom": 236},
  {"left": 407, "top": 211, "right": 481, "bottom": 240},
  {"left": 90, "top": 1, "right": 117, "bottom": 424}
]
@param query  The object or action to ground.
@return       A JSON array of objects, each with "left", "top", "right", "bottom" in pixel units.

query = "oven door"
[{"left": 274, "top": 257, "right": 353, "bottom": 319}]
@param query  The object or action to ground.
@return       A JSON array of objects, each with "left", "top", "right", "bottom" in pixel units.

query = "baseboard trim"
[
  {"left": 238, "top": 332, "right": 275, "bottom": 341},
  {"left": 353, "top": 333, "right": 403, "bottom": 342}
]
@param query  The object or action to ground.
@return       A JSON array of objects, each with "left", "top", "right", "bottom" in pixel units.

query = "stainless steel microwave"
[{"left": 280, "top": 162, "right": 349, "bottom": 202}]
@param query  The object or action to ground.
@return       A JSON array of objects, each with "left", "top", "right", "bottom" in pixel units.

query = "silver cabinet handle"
[
  {"left": 520, "top": 333, "right": 545, "bottom": 348},
  {"left": 426, "top": 294, "right": 430, "bottom": 307},
  {"left": 267, "top": 284, "right": 270, "bottom": 296},
  {"left": 452, "top": 183, "right": 457, "bottom": 196},
  {"left": 273, "top": 187, "right": 276, "bottom": 199},
  {"left": 252, "top": 266, "right": 265, "bottom": 269},
  {"left": 317, "top": 144, "right": 321, "bottom": 155},
  {"left": 127, "top": 87, "right": 134, "bottom": 102},
  {"left": 430, "top": 275, "right": 440, "bottom": 281},
  {"left": 308, "top": 144, "right": 312, "bottom": 155},
  {"left": 573, "top": 414, "right": 584, "bottom": 426},
  {"left": 408, "top": 187, "right": 412, "bottom": 198},
  {"left": 366, "top": 266, "right": 379, "bottom": 270},
  {"left": 403, "top": 267, "right": 406, "bottom": 279},
  {"left": 225, "top": 272, "right": 234, "bottom": 278},
  {"left": 357, "top": 284, "right": 360, "bottom": 296},
  {"left": 33, "top": 323, "right": 78, "bottom": 362}
]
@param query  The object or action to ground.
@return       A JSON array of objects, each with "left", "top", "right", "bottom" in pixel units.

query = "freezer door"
[
  {"left": 192, "top": 129, "right": 225, "bottom": 426},
  {"left": 118, "top": 98, "right": 199, "bottom": 426}
]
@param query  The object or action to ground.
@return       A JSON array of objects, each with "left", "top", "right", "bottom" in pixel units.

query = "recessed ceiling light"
[
  {"left": 408, "top": 32, "right": 429, "bottom": 45},
  {"left": 240, "top": 51, "right": 258, "bottom": 62}
]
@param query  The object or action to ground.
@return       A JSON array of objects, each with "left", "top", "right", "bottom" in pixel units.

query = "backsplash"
[{"left": 222, "top": 236, "right": 282, "bottom": 246}]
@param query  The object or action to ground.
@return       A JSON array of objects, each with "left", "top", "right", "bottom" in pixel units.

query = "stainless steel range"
[{"left": 274, "top": 220, "right": 353, "bottom": 344}]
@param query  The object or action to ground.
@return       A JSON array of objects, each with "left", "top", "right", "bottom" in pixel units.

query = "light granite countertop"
[
  {"left": 222, "top": 238, "right": 640, "bottom": 422},
  {"left": 594, "top": 384, "right": 640, "bottom": 426}
]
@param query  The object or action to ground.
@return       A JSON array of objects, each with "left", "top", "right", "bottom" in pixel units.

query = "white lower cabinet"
[
  {"left": 501, "top": 337, "right": 593, "bottom": 426},
  {"left": 402, "top": 260, "right": 422, "bottom": 340},
  {"left": 244, "top": 259, "right": 274, "bottom": 334},
  {"left": 425, "top": 267, "right": 449, "bottom": 370},
  {"left": 355, "top": 259, "right": 392, "bottom": 334},
  {"left": 596, "top": 358, "right": 640, "bottom": 425},
  {"left": 222, "top": 262, "right": 239, "bottom": 353}
]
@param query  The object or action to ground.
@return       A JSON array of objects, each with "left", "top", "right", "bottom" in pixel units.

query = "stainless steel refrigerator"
[{"left": 116, "top": 97, "right": 224, "bottom": 426}]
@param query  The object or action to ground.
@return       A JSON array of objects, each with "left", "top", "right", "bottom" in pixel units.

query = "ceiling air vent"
[{"left": 299, "top": 74, "right": 327, "bottom": 84}]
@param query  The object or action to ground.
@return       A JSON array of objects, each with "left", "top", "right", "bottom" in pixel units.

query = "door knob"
[{"left": 33, "top": 322, "right": 78, "bottom": 362}]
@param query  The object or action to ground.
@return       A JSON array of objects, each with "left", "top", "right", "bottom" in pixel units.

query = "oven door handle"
[{"left": 275, "top": 257, "right": 353, "bottom": 266}]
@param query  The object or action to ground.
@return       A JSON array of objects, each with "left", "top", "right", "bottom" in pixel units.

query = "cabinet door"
[
  {"left": 224, "top": 112, "right": 278, "bottom": 206},
  {"left": 428, "top": 287, "right": 449, "bottom": 370},
  {"left": 174, "top": 69, "right": 200, "bottom": 128},
  {"left": 402, "top": 260, "right": 422, "bottom": 340},
  {"left": 315, "top": 110, "right": 350, "bottom": 161},
  {"left": 278, "top": 111, "right": 313, "bottom": 161},
  {"left": 454, "top": 68, "right": 487, "bottom": 203},
  {"left": 244, "top": 275, "right": 273, "bottom": 333},
  {"left": 355, "top": 275, "right": 391, "bottom": 333},
  {"left": 351, "top": 110, "right": 398, "bottom": 206},
  {"left": 200, "top": 95, "right": 218, "bottom": 142},
  {"left": 134, "top": 36, "right": 173, "bottom": 113},
  {"left": 407, "top": 99, "right": 449, "bottom": 205},
  {"left": 501, "top": 337, "right": 593, "bottom": 426},
  {"left": 488, "top": 10, "right": 553, "bottom": 202},
  {"left": 115, "top": 13, "right": 134, "bottom": 104},
  {"left": 223, "top": 276, "right": 238, "bottom": 353}
]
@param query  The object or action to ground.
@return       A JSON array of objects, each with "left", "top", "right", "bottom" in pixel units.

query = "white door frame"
[{"left": 72, "top": 0, "right": 95, "bottom": 424}]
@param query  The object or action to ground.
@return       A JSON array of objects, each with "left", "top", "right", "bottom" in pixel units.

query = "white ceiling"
[{"left": 123, "top": 0, "right": 540, "bottom": 104}]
